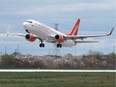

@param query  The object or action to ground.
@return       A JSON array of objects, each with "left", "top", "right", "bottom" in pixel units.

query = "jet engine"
[
  {"left": 25, "top": 34, "right": 36, "bottom": 42},
  {"left": 55, "top": 35, "right": 65, "bottom": 42}
]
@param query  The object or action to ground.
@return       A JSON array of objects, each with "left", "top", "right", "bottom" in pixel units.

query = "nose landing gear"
[{"left": 25, "top": 29, "right": 29, "bottom": 33}]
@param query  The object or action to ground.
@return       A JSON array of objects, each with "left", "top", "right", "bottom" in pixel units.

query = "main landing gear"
[
  {"left": 57, "top": 43, "right": 62, "bottom": 48},
  {"left": 39, "top": 43, "right": 45, "bottom": 47},
  {"left": 39, "top": 39, "right": 45, "bottom": 48}
]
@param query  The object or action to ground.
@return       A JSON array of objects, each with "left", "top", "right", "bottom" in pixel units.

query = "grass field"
[{"left": 0, "top": 72, "right": 115, "bottom": 87}]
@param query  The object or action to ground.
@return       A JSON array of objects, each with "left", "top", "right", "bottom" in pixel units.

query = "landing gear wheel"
[
  {"left": 39, "top": 43, "right": 45, "bottom": 48},
  {"left": 59, "top": 44, "right": 62, "bottom": 48},
  {"left": 57, "top": 44, "right": 59, "bottom": 48},
  {"left": 57, "top": 43, "right": 62, "bottom": 48}
]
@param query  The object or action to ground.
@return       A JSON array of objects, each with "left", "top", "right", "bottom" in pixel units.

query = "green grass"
[{"left": 0, "top": 72, "right": 115, "bottom": 87}]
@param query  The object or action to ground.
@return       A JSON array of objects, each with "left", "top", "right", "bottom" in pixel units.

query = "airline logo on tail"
[
  {"left": 67, "top": 19, "right": 80, "bottom": 36},
  {"left": 67, "top": 19, "right": 80, "bottom": 46}
]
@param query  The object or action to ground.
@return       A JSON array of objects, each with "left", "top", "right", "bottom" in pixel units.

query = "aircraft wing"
[
  {"left": 65, "top": 27, "right": 114, "bottom": 40},
  {"left": 7, "top": 32, "right": 43, "bottom": 41},
  {"left": 0, "top": 33, "right": 25, "bottom": 38},
  {"left": 7, "top": 33, "right": 26, "bottom": 37},
  {"left": 0, "top": 34, "right": 7, "bottom": 37}
]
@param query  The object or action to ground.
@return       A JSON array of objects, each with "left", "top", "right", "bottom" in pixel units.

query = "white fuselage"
[{"left": 23, "top": 19, "right": 75, "bottom": 47}]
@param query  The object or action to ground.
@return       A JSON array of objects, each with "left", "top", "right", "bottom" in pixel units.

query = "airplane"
[{"left": 7, "top": 18, "right": 114, "bottom": 48}]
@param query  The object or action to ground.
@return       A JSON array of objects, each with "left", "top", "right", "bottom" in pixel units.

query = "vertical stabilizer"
[{"left": 67, "top": 19, "right": 80, "bottom": 35}]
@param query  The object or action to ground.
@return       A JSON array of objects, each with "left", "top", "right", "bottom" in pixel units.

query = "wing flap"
[{"left": 76, "top": 41, "right": 98, "bottom": 43}]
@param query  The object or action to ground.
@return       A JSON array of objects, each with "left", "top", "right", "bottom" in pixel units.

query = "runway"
[{"left": 0, "top": 69, "right": 115, "bottom": 72}]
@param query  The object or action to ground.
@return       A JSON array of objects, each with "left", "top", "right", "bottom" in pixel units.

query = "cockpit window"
[{"left": 26, "top": 21, "right": 32, "bottom": 23}]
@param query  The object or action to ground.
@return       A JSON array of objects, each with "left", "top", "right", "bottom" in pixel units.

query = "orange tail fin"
[{"left": 67, "top": 19, "right": 80, "bottom": 35}]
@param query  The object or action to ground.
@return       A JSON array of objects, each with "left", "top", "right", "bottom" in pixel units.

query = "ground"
[{"left": 0, "top": 72, "right": 115, "bottom": 87}]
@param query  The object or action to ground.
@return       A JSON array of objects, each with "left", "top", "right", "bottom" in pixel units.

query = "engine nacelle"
[
  {"left": 55, "top": 35, "right": 65, "bottom": 42},
  {"left": 25, "top": 34, "right": 36, "bottom": 42}
]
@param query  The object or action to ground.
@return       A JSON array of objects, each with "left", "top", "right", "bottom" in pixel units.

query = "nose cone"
[
  {"left": 23, "top": 22, "right": 29, "bottom": 30},
  {"left": 23, "top": 22, "right": 29, "bottom": 33},
  {"left": 23, "top": 22, "right": 28, "bottom": 26}
]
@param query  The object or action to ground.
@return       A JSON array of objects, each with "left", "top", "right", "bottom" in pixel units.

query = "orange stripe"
[{"left": 67, "top": 19, "right": 80, "bottom": 35}]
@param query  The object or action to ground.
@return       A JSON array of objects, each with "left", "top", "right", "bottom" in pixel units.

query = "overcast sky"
[{"left": 0, "top": 0, "right": 115, "bottom": 56}]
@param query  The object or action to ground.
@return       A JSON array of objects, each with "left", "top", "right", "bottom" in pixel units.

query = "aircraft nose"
[
  {"left": 23, "top": 22, "right": 28, "bottom": 26},
  {"left": 23, "top": 22, "right": 29, "bottom": 30}
]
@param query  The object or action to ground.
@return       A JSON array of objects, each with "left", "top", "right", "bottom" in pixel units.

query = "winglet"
[
  {"left": 7, "top": 27, "right": 10, "bottom": 36},
  {"left": 107, "top": 27, "right": 114, "bottom": 36},
  {"left": 6, "top": 25, "right": 12, "bottom": 36}
]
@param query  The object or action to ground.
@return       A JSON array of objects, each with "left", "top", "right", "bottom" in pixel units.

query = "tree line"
[{"left": 0, "top": 51, "right": 115, "bottom": 69}]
